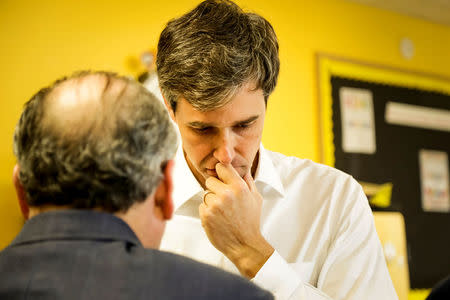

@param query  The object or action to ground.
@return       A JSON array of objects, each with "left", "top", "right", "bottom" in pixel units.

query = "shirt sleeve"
[
  {"left": 252, "top": 250, "right": 332, "bottom": 300},
  {"left": 252, "top": 177, "right": 398, "bottom": 300},
  {"left": 316, "top": 178, "right": 398, "bottom": 300}
]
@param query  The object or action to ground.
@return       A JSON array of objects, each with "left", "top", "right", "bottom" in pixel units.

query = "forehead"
[{"left": 176, "top": 85, "right": 266, "bottom": 125}]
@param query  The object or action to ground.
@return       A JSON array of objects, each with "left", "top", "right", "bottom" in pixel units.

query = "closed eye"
[
  {"left": 191, "top": 126, "right": 213, "bottom": 134},
  {"left": 233, "top": 119, "right": 256, "bottom": 131},
  {"left": 234, "top": 123, "right": 250, "bottom": 129}
]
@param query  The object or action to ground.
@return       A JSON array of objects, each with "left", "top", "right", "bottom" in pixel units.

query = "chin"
[
  {"left": 204, "top": 169, "right": 218, "bottom": 178},
  {"left": 234, "top": 166, "right": 249, "bottom": 178}
]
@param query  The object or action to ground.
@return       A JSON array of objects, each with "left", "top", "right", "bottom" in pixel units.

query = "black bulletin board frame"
[{"left": 317, "top": 54, "right": 450, "bottom": 289}]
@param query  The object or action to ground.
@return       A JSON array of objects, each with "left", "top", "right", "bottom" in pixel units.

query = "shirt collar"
[
  {"left": 172, "top": 144, "right": 285, "bottom": 212},
  {"left": 254, "top": 144, "right": 285, "bottom": 197}
]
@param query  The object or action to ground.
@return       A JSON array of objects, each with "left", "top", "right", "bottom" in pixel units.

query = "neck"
[
  {"left": 28, "top": 204, "right": 73, "bottom": 219},
  {"left": 115, "top": 197, "right": 163, "bottom": 249}
]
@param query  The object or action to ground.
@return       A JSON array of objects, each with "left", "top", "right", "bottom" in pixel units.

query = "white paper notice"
[
  {"left": 419, "top": 150, "right": 450, "bottom": 213},
  {"left": 385, "top": 101, "right": 450, "bottom": 132},
  {"left": 339, "top": 87, "right": 376, "bottom": 154}
]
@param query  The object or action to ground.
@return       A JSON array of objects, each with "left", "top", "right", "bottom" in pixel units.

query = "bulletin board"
[{"left": 317, "top": 54, "right": 450, "bottom": 289}]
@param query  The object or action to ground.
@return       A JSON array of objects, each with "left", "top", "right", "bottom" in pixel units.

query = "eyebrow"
[{"left": 187, "top": 115, "right": 259, "bottom": 128}]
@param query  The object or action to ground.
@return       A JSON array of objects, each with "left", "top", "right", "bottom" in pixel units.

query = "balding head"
[
  {"left": 14, "top": 71, "right": 178, "bottom": 212},
  {"left": 43, "top": 73, "right": 134, "bottom": 141}
]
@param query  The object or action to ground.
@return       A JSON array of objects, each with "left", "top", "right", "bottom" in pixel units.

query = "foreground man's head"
[{"left": 13, "top": 71, "right": 178, "bottom": 248}]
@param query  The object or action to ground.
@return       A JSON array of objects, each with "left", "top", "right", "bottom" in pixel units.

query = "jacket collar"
[{"left": 10, "top": 210, "right": 141, "bottom": 247}]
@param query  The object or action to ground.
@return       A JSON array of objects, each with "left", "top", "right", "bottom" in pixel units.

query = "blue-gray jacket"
[{"left": 0, "top": 210, "right": 273, "bottom": 300}]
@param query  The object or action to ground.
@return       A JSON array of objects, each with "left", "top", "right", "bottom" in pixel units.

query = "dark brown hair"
[{"left": 157, "top": 0, "right": 280, "bottom": 111}]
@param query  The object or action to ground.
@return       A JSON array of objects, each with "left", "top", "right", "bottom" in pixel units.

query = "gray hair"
[
  {"left": 156, "top": 0, "right": 280, "bottom": 112},
  {"left": 13, "top": 71, "right": 178, "bottom": 212}
]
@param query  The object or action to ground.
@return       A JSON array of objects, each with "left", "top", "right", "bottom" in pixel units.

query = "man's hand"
[{"left": 199, "top": 163, "right": 274, "bottom": 278}]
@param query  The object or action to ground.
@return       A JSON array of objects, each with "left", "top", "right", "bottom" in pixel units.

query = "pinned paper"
[
  {"left": 385, "top": 101, "right": 450, "bottom": 132},
  {"left": 340, "top": 87, "right": 376, "bottom": 154},
  {"left": 419, "top": 150, "right": 450, "bottom": 213},
  {"left": 360, "top": 181, "right": 393, "bottom": 208},
  {"left": 370, "top": 183, "right": 393, "bottom": 208}
]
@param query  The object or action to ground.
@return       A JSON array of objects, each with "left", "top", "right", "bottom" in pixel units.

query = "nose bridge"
[{"left": 214, "top": 128, "right": 235, "bottom": 164}]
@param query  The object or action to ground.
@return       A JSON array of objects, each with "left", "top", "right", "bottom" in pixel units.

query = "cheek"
[
  {"left": 179, "top": 131, "right": 213, "bottom": 164},
  {"left": 236, "top": 127, "right": 263, "bottom": 160}
]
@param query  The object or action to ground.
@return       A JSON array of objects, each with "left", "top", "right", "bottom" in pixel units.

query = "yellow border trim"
[{"left": 318, "top": 55, "right": 450, "bottom": 167}]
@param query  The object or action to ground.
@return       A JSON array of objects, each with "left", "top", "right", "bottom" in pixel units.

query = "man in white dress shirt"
[{"left": 155, "top": 0, "right": 398, "bottom": 299}]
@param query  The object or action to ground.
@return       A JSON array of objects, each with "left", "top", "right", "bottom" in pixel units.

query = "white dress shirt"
[{"left": 160, "top": 145, "right": 398, "bottom": 300}]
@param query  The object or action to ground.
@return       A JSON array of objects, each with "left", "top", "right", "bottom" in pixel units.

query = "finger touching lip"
[{"left": 205, "top": 169, "right": 218, "bottom": 176}]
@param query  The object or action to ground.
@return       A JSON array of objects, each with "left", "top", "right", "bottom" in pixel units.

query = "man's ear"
[
  {"left": 13, "top": 164, "right": 29, "bottom": 220},
  {"left": 154, "top": 160, "right": 175, "bottom": 220},
  {"left": 160, "top": 89, "right": 176, "bottom": 122}
]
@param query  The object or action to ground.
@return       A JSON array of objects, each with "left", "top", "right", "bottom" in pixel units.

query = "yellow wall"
[{"left": 1, "top": 0, "right": 449, "bottom": 257}]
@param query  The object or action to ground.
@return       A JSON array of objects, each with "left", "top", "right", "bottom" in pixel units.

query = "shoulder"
[
  {"left": 0, "top": 243, "right": 272, "bottom": 300},
  {"left": 264, "top": 148, "right": 356, "bottom": 188},
  {"left": 130, "top": 248, "right": 273, "bottom": 299},
  {"left": 261, "top": 148, "right": 365, "bottom": 218}
]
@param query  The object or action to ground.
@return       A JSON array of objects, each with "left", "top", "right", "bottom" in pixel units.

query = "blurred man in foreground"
[{"left": 0, "top": 71, "right": 273, "bottom": 300}]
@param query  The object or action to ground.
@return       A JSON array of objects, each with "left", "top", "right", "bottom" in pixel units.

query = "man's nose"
[{"left": 213, "top": 130, "right": 235, "bottom": 164}]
